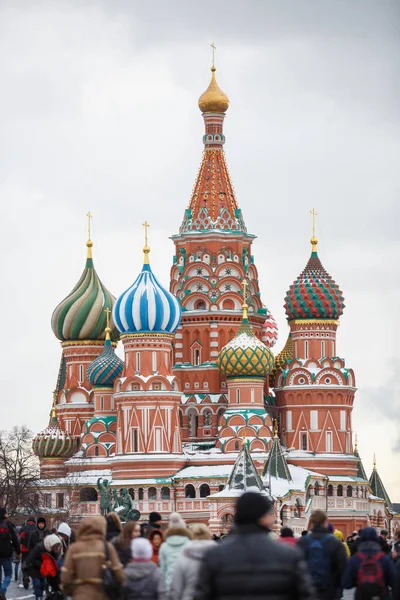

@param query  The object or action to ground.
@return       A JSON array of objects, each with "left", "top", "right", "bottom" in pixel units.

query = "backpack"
[
  {"left": 0, "top": 522, "right": 12, "bottom": 557},
  {"left": 304, "top": 535, "right": 331, "bottom": 591},
  {"left": 356, "top": 552, "right": 386, "bottom": 600},
  {"left": 20, "top": 527, "right": 34, "bottom": 554}
]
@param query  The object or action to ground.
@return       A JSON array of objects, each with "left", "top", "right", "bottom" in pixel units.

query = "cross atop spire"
[
  {"left": 86, "top": 211, "right": 93, "bottom": 258},
  {"left": 242, "top": 279, "right": 249, "bottom": 321},
  {"left": 142, "top": 220, "right": 150, "bottom": 264},
  {"left": 310, "top": 208, "right": 318, "bottom": 253},
  {"left": 210, "top": 42, "right": 216, "bottom": 68}
]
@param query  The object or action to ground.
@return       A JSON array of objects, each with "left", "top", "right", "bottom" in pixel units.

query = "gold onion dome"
[
  {"left": 33, "top": 394, "right": 79, "bottom": 459},
  {"left": 270, "top": 333, "right": 293, "bottom": 387},
  {"left": 217, "top": 293, "right": 274, "bottom": 378},
  {"left": 198, "top": 66, "right": 229, "bottom": 114}
]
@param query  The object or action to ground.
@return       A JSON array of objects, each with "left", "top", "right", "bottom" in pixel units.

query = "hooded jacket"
[
  {"left": 343, "top": 528, "right": 396, "bottom": 592},
  {"left": 124, "top": 561, "right": 166, "bottom": 600},
  {"left": 159, "top": 527, "right": 192, "bottom": 592},
  {"left": 25, "top": 540, "right": 60, "bottom": 590},
  {"left": 170, "top": 540, "right": 216, "bottom": 600},
  {"left": 61, "top": 516, "right": 125, "bottom": 600},
  {"left": 195, "top": 523, "right": 315, "bottom": 600},
  {"left": 28, "top": 518, "right": 51, "bottom": 551},
  {"left": 333, "top": 530, "right": 351, "bottom": 558}
]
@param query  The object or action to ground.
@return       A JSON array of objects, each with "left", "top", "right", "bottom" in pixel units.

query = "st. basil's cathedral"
[{"left": 32, "top": 59, "right": 400, "bottom": 536}]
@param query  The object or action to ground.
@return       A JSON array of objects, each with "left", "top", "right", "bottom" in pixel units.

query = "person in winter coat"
[
  {"left": 141, "top": 512, "right": 163, "bottom": 538},
  {"left": 113, "top": 521, "right": 142, "bottom": 567},
  {"left": 170, "top": 524, "right": 216, "bottom": 600},
  {"left": 333, "top": 530, "right": 351, "bottom": 558},
  {"left": 297, "top": 510, "right": 347, "bottom": 600},
  {"left": 279, "top": 527, "right": 297, "bottom": 546},
  {"left": 25, "top": 534, "right": 62, "bottom": 600},
  {"left": 20, "top": 515, "right": 36, "bottom": 588},
  {"left": 105, "top": 512, "right": 122, "bottom": 542},
  {"left": 57, "top": 522, "right": 72, "bottom": 562},
  {"left": 195, "top": 492, "right": 315, "bottom": 600},
  {"left": 61, "top": 515, "right": 125, "bottom": 600},
  {"left": 378, "top": 530, "right": 392, "bottom": 555},
  {"left": 343, "top": 527, "right": 396, "bottom": 600},
  {"left": 0, "top": 507, "right": 20, "bottom": 598},
  {"left": 149, "top": 530, "right": 164, "bottom": 566},
  {"left": 28, "top": 517, "right": 51, "bottom": 552},
  {"left": 159, "top": 513, "right": 192, "bottom": 593},
  {"left": 124, "top": 538, "right": 166, "bottom": 600}
]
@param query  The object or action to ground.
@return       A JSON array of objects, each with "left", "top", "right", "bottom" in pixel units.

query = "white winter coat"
[
  {"left": 159, "top": 528, "right": 192, "bottom": 594},
  {"left": 169, "top": 540, "right": 217, "bottom": 600}
]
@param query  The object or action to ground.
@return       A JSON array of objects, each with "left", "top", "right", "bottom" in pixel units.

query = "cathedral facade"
[{"left": 33, "top": 62, "right": 398, "bottom": 537}]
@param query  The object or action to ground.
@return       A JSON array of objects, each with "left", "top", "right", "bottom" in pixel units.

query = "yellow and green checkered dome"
[{"left": 217, "top": 314, "right": 274, "bottom": 378}]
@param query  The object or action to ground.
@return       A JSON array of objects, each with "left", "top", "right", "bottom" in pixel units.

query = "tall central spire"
[{"left": 179, "top": 58, "right": 246, "bottom": 235}]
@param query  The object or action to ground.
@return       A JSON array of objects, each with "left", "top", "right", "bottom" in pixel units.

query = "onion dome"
[
  {"left": 270, "top": 333, "right": 293, "bottom": 387},
  {"left": 217, "top": 285, "right": 274, "bottom": 378},
  {"left": 284, "top": 237, "right": 345, "bottom": 320},
  {"left": 51, "top": 236, "right": 117, "bottom": 342},
  {"left": 33, "top": 394, "right": 79, "bottom": 459},
  {"left": 262, "top": 310, "right": 278, "bottom": 348},
  {"left": 113, "top": 234, "right": 181, "bottom": 335},
  {"left": 198, "top": 66, "right": 229, "bottom": 114},
  {"left": 87, "top": 316, "right": 123, "bottom": 387}
]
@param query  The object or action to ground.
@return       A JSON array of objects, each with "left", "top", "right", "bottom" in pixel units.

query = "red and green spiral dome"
[{"left": 284, "top": 239, "right": 345, "bottom": 320}]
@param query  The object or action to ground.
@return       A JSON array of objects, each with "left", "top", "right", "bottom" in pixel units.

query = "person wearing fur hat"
[
  {"left": 28, "top": 517, "right": 51, "bottom": 552},
  {"left": 25, "top": 534, "right": 62, "bottom": 600},
  {"left": 159, "top": 513, "right": 192, "bottom": 594},
  {"left": 195, "top": 491, "right": 315, "bottom": 600},
  {"left": 170, "top": 524, "right": 216, "bottom": 600},
  {"left": 124, "top": 538, "right": 166, "bottom": 600}
]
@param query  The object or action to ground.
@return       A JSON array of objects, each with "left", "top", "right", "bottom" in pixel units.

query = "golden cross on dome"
[
  {"left": 86, "top": 211, "right": 92, "bottom": 240},
  {"left": 52, "top": 389, "right": 57, "bottom": 419},
  {"left": 105, "top": 307, "right": 111, "bottom": 328},
  {"left": 242, "top": 279, "right": 249, "bottom": 320},
  {"left": 273, "top": 419, "right": 279, "bottom": 438},
  {"left": 86, "top": 211, "right": 93, "bottom": 258},
  {"left": 354, "top": 433, "right": 358, "bottom": 452},
  {"left": 142, "top": 220, "right": 151, "bottom": 264},
  {"left": 373, "top": 453, "right": 377, "bottom": 470},
  {"left": 310, "top": 208, "right": 318, "bottom": 238},
  {"left": 211, "top": 42, "right": 216, "bottom": 68}
]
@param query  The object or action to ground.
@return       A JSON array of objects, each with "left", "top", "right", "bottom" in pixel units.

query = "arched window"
[
  {"left": 188, "top": 409, "right": 198, "bottom": 437},
  {"left": 200, "top": 484, "right": 210, "bottom": 498},
  {"left": 301, "top": 433, "right": 308, "bottom": 451},
  {"left": 347, "top": 485, "right": 353, "bottom": 498},
  {"left": 234, "top": 441, "right": 239, "bottom": 451},
  {"left": 161, "top": 487, "right": 170, "bottom": 500},
  {"left": 195, "top": 300, "right": 206, "bottom": 310},
  {"left": 236, "top": 388, "right": 240, "bottom": 404},
  {"left": 194, "top": 348, "right": 201, "bottom": 366},
  {"left": 128, "top": 488, "right": 135, "bottom": 500},
  {"left": 79, "top": 487, "right": 98, "bottom": 502},
  {"left": 222, "top": 299, "right": 234, "bottom": 310},
  {"left": 94, "top": 446, "right": 99, "bottom": 456},
  {"left": 294, "top": 498, "right": 302, "bottom": 518},
  {"left": 217, "top": 408, "right": 226, "bottom": 426},
  {"left": 185, "top": 484, "right": 196, "bottom": 499},
  {"left": 203, "top": 409, "right": 212, "bottom": 427},
  {"left": 79, "top": 364, "right": 84, "bottom": 382},
  {"left": 138, "top": 487, "right": 144, "bottom": 500},
  {"left": 148, "top": 487, "right": 157, "bottom": 500},
  {"left": 327, "top": 484, "right": 334, "bottom": 497},
  {"left": 314, "top": 482, "right": 320, "bottom": 496},
  {"left": 337, "top": 485, "right": 343, "bottom": 497},
  {"left": 179, "top": 410, "right": 184, "bottom": 428},
  {"left": 306, "top": 485, "right": 312, "bottom": 502}
]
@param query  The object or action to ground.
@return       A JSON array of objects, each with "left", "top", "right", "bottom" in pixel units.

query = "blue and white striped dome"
[{"left": 113, "top": 263, "right": 181, "bottom": 334}]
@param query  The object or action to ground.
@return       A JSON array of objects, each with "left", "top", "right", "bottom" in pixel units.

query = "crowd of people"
[{"left": 1, "top": 495, "right": 400, "bottom": 600}]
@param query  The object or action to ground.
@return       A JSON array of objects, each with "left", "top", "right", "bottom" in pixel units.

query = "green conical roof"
[
  {"left": 369, "top": 460, "right": 392, "bottom": 510},
  {"left": 354, "top": 449, "right": 367, "bottom": 480},
  {"left": 227, "top": 443, "right": 264, "bottom": 491},
  {"left": 263, "top": 432, "right": 292, "bottom": 481}
]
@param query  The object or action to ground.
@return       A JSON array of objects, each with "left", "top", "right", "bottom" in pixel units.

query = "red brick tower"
[
  {"left": 170, "top": 61, "right": 276, "bottom": 444},
  {"left": 274, "top": 220, "right": 357, "bottom": 476}
]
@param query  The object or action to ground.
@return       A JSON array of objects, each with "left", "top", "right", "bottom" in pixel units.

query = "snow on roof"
[
  {"left": 173, "top": 464, "right": 231, "bottom": 479},
  {"left": 327, "top": 475, "right": 369, "bottom": 483},
  {"left": 209, "top": 486, "right": 270, "bottom": 499},
  {"left": 266, "top": 464, "right": 325, "bottom": 498},
  {"left": 287, "top": 450, "right": 358, "bottom": 461},
  {"left": 181, "top": 393, "right": 225, "bottom": 405}
]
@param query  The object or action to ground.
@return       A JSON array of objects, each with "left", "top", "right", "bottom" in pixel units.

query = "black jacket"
[
  {"left": 0, "top": 519, "right": 20, "bottom": 558},
  {"left": 28, "top": 526, "right": 51, "bottom": 551},
  {"left": 20, "top": 522, "right": 37, "bottom": 554},
  {"left": 194, "top": 523, "right": 316, "bottom": 600},
  {"left": 297, "top": 527, "right": 348, "bottom": 600}
]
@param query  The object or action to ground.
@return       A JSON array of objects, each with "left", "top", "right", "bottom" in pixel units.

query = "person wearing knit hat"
[
  {"left": 124, "top": 538, "right": 166, "bottom": 600},
  {"left": 27, "top": 517, "right": 51, "bottom": 553},
  {"left": 25, "top": 535, "right": 62, "bottom": 600},
  {"left": 159, "top": 513, "right": 192, "bottom": 593},
  {"left": 195, "top": 492, "right": 315, "bottom": 600}
]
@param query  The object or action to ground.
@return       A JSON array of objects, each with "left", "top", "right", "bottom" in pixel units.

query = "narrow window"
[
  {"left": 79, "top": 364, "right": 84, "bottom": 382},
  {"left": 301, "top": 433, "right": 307, "bottom": 451},
  {"left": 321, "top": 340, "right": 325, "bottom": 358},
  {"left": 133, "top": 429, "right": 138, "bottom": 452},
  {"left": 94, "top": 446, "right": 99, "bottom": 456},
  {"left": 340, "top": 410, "right": 346, "bottom": 431},
  {"left": 250, "top": 388, "right": 255, "bottom": 403},
  {"left": 236, "top": 388, "right": 240, "bottom": 404},
  {"left": 111, "top": 396, "right": 114, "bottom": 411},
  {"left": 155, "top": 428, "right": 162, "bottom": 452},
  {"left": 152, "top": 351, "right": 157, "bottom": 372},
  {"left": 286, "top": 411, "right": 292, "bottom": 431},
  {"left": 305, "top": 341, "right": 309, "bottom": 359},
  {"left": 136, "top": 352, "right": 140, "bottom": 373},
  {"left": 194, "top": 348, "right": 200, "bottom": 366},
  {"left": 326, "top": 431, "right": 333, "bottom": 452},
  {"left": 310, "top": 410, "right": 318, "bottom": 431},
  {"left": 100, "top": 396, "right": 104, "bottom": 411}
]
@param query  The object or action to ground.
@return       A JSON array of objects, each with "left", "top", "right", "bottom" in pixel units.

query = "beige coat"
[{"left": 61, "top": 516, "right": 125, "bottom": 600}]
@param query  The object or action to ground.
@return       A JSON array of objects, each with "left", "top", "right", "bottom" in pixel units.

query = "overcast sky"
[{"left": 1, "top": 0, "right": 399, "bottom": 497}]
